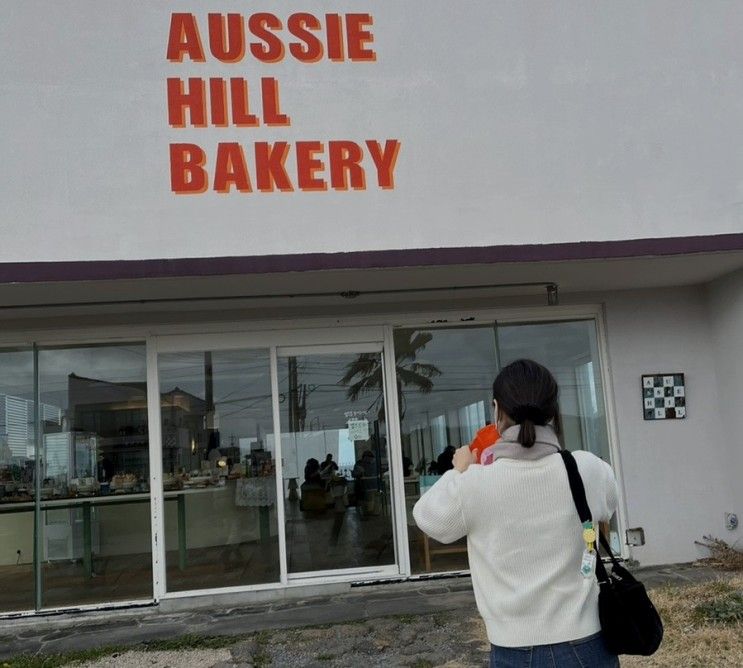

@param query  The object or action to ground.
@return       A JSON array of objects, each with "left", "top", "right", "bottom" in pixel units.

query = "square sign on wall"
[{"left": 642, "top": 374, "right": 686, "bottom": 420}]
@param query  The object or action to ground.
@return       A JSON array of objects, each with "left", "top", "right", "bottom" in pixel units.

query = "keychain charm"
[
  {"left": 581, "top": 548, "right": 597, "bottom": 577},
  {"left": 580, "top": 520, "right": 597, "bottom": 577}
]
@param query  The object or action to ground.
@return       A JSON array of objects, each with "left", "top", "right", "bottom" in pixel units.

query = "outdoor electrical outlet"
[
  {"left": 625, "top": 527, "right": 645, "bottom": 546},
  {"left": 725, "top": 513, "right": 738, "bottom": 531}
]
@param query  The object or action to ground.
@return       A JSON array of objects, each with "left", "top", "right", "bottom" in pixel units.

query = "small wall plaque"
[{"left": 642, "top": 373, "right": 685, "bottom": 420}]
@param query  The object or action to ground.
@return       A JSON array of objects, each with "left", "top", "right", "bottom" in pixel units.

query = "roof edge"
[{"left": 1, "top": 233, "right": 742, "bottom": 284}]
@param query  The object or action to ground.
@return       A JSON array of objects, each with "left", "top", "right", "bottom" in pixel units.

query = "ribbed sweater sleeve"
[
  {"left": 573, "top": 451, "right": 619, "bottom": 522},
  {"left": 412, "top": 469, "right": 468, "bottom": 543}
]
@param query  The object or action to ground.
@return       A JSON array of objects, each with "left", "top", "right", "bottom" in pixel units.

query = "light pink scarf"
[{"left": 480, "top": 424, "right": 561, "bottom": 465}]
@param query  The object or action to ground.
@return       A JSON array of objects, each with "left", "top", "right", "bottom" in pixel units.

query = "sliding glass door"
[
  {"left": 393, "top": 326, "right": 499, "bottom": 574},
  {"left": 152, "top": 335, "right": 399, "bottom": 594},
  {"left": 157, "top": 348, "right": 280, "bottom": 593},
  {"left": 277, "top": 345, "right": 396, "bottom": 577}
]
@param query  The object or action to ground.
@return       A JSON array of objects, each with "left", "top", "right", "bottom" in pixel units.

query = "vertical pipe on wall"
[{"left": 32, "top": 344, "right": 42, "bottom": 611}]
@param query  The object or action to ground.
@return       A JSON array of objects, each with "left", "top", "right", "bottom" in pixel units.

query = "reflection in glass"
[
  {"left": 0, "top": 349, "right": 35, "bottom": 612},
  {"left": 496, "top": 320, "right": 619, "bottom": 548},
  {"left": 496, "top": 321, "right": 610, "bottom": 461},
  {"left": 279, "top": 352, "right": 395, "bottom": 574},
  {"left": 396, "top": 321, "right": 618, "bottom": 570},
  {"left": 158, "top": 350, "right": 279, "bottom": 592},
  {"left": 394, "top": 327, "right": 498, "bottom": 574},
  {"left": 38, "top": 344, "right": 152, "bottom": 608}
]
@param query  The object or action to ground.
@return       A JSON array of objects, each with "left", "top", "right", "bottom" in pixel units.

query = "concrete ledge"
[
  {"left": 158, "top": 581, "right": 351, "bottom": 613},
  {"left": 0, "top": 577, "right": 476, "bottom": 660}
]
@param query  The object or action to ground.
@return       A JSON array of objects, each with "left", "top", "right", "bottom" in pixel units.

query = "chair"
[
  {"left": 420, "top": 534, "right": 468, "bottom": 572},
  {"left": 405, "top": 476, "right": 468, "bottom": 571},
  {"left": 299, "top": 485, "right": 327, "bottom": 512}
]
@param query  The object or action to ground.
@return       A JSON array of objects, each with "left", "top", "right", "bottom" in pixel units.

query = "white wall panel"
[
  {"left": 602, "top": 287, "right": 733, "bottom": 566},
  {"left": 706, "top": 271, "right": 743, "bottom": 543},
  {"left": 2, "top": 2, "right": 743, "bottom": 263}
]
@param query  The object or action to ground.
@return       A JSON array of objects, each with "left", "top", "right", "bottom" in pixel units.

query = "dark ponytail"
[{"left": 492, "top": 359, "right": 560, "bottom": 448}]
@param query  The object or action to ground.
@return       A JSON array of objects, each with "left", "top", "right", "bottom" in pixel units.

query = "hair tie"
[{"left": 511, "top": 403, "right": 546, "bottom": 424}]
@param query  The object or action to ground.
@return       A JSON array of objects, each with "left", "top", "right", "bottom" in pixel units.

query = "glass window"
[
  {"left": 278, "top": 351, "right": 395, "bottom": 575},
  {"left": 394, "top": 326, "right": 499, "bottom": 574},
  {"left": 496, "top": 320, "right": 619, "bottom": 549},
  {"left": 396, "top": 320, "right": 618, "bottom": 574},
  {"left": 0, "top": 349, "right": 35, "bottom": 613},
  {"left": 37, "top": 344, "right": 152, "bottom": 608},
  {"left": 496, "top": 320, "right": 611, "bottom": 461},
  {"left": 158, "top": 349, "right": 279, "bottom": 592}
]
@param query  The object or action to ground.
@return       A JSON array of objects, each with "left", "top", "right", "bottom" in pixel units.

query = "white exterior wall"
[
  {"left": 2, "top": 1, "right": 743, "bottom": 263},
  {"left": 601, "top": 286, "right": 736, "bottom": 566},
  {"left": 1, "top": 0, "right": 742, "bottom": 609},
  {"left": 706, "top": 271, "right": 743, "bottom": 540}
]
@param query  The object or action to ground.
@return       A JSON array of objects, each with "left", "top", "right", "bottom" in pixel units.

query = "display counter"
[{"left": 0, "top": 477, "right": 278, "bottom": 577}]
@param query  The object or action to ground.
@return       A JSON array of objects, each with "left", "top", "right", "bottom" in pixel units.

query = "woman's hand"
[{"left": 453, "top": 446, "right": 477, "bottom": 473}]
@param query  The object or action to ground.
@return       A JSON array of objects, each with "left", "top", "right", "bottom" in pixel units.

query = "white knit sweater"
[{"left": 413, "top": 449, "right": 618, "bottom": 647}]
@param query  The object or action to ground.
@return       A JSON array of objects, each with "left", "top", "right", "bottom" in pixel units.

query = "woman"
[
  {"left": 303, "top": 458, "right": 322, "bottom": 486},
  {"left": 413, "top": 359, "right": 619, "bottom": 667},
  {"left": 319, "top": 453, "right": 339, "bottom": 479}
]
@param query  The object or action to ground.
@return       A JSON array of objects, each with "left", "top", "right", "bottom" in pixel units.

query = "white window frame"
[
  {"left": 382, "top": 305, "right": 628, "bottom": 566},
  {"left": 0, "top": 303, "right": 628, "bottom": 613},
  {"left": 151, "top": 330, "right": 400, "bottom": 601}
]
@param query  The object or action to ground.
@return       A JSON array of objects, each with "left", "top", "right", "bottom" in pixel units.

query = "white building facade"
[{"left": 0, "top": 1, "right": 741, "bottom": 616}]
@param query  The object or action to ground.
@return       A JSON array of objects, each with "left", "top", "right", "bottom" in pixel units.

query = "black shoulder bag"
[{"left": 559, "top": 450, "right": 663, "bottom": 656}]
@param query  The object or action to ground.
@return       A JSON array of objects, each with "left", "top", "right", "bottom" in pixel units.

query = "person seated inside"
[
  {"left": 303, "top": 458, "right": 323, "bottom": 488},
  {"left": 402, "top": 454, "right": 414, "bottom": 477},
  {"left": 436, "top": 445, "right": 456, "bottom": 473},
  {"left": 319, "top": 453, "right": 339, "bottom": 480},
  {"left": 300, "top": 457, "right": 327, "bottom": 511},
  {"left": 353, "top": 450, "right": 379, "bottom": 513}
]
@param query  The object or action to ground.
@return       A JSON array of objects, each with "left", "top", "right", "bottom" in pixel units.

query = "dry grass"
[
  {"left": 694, "top": 535, "right": 743, "bottom": 571},
  {"left": 623, "top": 575, "right": 743, "bottom": 668}
]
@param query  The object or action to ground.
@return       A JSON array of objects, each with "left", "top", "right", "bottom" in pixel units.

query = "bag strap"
[
  {"left": 597, "top": 527, "right": 623, "bottom": 571},
  {"left": 559, "top": 450, "right": 611, "bottom": 583},
  {"left": 559, "top": 450, "right": 591, "bottom": 523}
]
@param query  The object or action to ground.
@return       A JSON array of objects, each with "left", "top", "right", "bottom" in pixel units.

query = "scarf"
[{"left": 480, "top": 424, "right": 561, "bottom": 465}]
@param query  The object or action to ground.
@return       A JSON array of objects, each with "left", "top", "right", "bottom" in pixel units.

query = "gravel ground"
[
  {"left": 43, "top": 570, "right": 742, "bottom": 668},
  {"left": 74, "top": 649, "right": 233, "bottom": 668},
  {"left": 67, "top": 611, "right": 490, "bottom": 667}
]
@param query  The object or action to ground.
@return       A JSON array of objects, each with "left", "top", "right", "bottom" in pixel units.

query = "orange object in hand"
[{"left": 469, "top": 424, "right": 500, "bottom": 463}]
